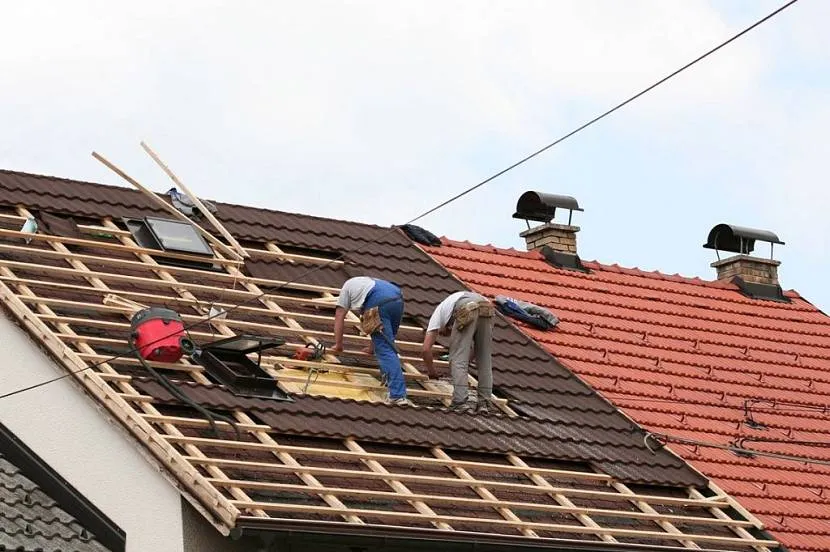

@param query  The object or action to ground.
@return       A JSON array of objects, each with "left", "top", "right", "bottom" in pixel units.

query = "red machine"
[{"left": 130, "top": 307, "right": 189, "bottom": 363}]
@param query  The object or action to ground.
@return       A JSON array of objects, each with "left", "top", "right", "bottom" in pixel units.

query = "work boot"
[
  {"left": 476, "top": 399, "right": 491, "bottom": 414},
  {"left": 385, "top": 395, "right": 413, "bottom": 407},
  {"left": 449, "top": 400, "right": 475, "bottom": 414}
]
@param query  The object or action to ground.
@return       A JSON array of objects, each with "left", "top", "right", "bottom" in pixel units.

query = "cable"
[
  {"left": 132, "top": 340, "right": 242, "bottom": 441},
  {"left": 647, "top": 432, "right": 830, "bottom": 468},
  {"left": 411, "top": 0, "right": 800, "bottom": 223},
  {"left": 0, "top": 0, "right": 800, "bottom": 403}
]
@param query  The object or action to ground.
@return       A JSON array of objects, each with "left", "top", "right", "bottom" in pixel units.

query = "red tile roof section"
[{"left": 426, "top": 238, "right": 830, "bottom": 552}]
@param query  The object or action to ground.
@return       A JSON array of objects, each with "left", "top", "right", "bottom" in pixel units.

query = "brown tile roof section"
[{"left": 0, "top": 168, "right": 701, "bottom": 487}]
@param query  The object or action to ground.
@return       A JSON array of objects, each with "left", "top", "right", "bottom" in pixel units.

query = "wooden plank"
[
  {"left": 0, "top": 242, "right": 339, "bottom": 295},
  {"left": 611, "top": 481, "right": 699, "bottom": 549},
  {"left": 142, "top": 413, "right": 271, "bottom": 431},
  {"left": 140, "top": 141, "right": 249, "bottom": 259},
  {"left": 508, "top": 454, "right": 616, "bottom": 544},
  {"left": 55, "top": 332, "right": 442, "bottom": 367},
  {"left": 0, "top": 257, "right": 331, "bottom": 296},
  {"left": 233, "top": 412, "right": 363, "bottom": 525},
  {"left": 267, "top": 373, "right": 455, "bottom": 399},
  {"left": 183, "top": 456, "right": 730, "bottom": 508},
  {"left": 218, "top": 500, "right": 780, "bottom": 546},
  {"left": 430, "top": 447, "right": 536, "bottom": 537},
  {"left": 0, "top": 273, "right": 429, "bottom": 339},
  {"left": 34, "top": 312, "right": 429, "bottom": 353},
  {"left": 252, "top": 243, "right": 345, "bottom": 267},
  {"left": 87, "top": 217, "right": 272, "bottom": 520},
  {"left": 0, "top": 227, "right": 244, "bottom": 267},
  {"left": 343, "top": 439, "right": 452, "bottom": 530},
  {"left": 15, "top": 292, "right": 424, "bottom": 337},
  {"left": 688, "top": 487, "right": 773, "bottom": 552},
  {"left": 164, "top": 435, "right": 610, "bottom": 481},
  {"left": 92, "top": 151, "right": 244, "bottom": 261},
  {"left": 209, "top": 479, "right": 753, "bottom": 528},
  {"left": 0, "top": 269, "right": 240, "bottom": 531}
]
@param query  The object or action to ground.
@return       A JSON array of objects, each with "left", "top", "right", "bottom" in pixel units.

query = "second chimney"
[
  {"left": 703, "top": 224, "right": 785, "bottom": 287},
  {"left": 520, "top": 222, "right": 579, "bottom": 253},
  {"left": 513, "top": 191, "right": 583, "bottom": 254}
]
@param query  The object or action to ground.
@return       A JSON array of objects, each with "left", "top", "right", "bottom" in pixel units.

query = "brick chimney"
[
  {"left": 512, "top": 191, "right": 583, "bottom": 254},
  {"left": 520, "top": 223, "right": 579, "bottom": 253},
  {"left": 711, "top": 255, "right": 780, "bottom": 286},
  {"left": 703, "top": 224, "right": 785, "bottom": 288}
]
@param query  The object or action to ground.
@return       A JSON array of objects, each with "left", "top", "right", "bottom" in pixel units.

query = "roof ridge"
[
  {"left": 437, "top": 237, "right": 804, "bottom": 300},
  {"left": 0, "top": 167, "right": 392, "bottom": 233}
]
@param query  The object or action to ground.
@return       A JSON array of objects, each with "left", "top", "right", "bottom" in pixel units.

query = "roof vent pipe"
[{"left": 513, "top": 192, "right": 583, "bottom": 255}]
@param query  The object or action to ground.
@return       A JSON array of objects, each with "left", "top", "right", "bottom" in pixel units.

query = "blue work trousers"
[{"left": 363, "top": 280, "right": 406, "bottom": 399}]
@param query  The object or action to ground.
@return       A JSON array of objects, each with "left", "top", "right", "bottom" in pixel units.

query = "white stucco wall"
[{"left": 0, "top": 311, "right": 187, "bottom": 551}]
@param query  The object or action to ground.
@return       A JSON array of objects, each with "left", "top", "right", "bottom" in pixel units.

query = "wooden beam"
[
  {"left": 0, "top": 270, "right": 240, "bottom": 531},
  {"left": 430, "top": 447, "right": 536, "bottom": 537},
  {"left": 0, "top": 242, "right": 339, "bottom": 295},
  {"left": 508, "top": 454, "right": 616, "bottom": 544},
  {"left": 0, "top": 228, "right": 244, "bottom": 267},
  {"left": 210, "top": 480, "right": 753, "bottom": 528},
  {"left": 233, "top": 412, "right": 364, "bottom": 525},
  {"left": 140, "top": 141, "right": 249, "bottom": 259},
  {"left": 165, "top": 435, "right": 598, "bottom": 480},
  {"left": 91, "top": 151, "right": 244, "bottom": 261},
  {"left": 13, "top": 289, "right": 423, "bottom": 335},
  {"left": 221, "top": 500, "right": 780, "bottom": 546},
  {"left": 36, "top": 313, "right": 428, "bottom": 353},
  {"left": 159, "top": 426, "right": 613, "bottom": 482},
  {"left": 611, "top": 481, "right": 699, "bottom": 549},
  {"left": 688, "top": 487, "right": 772, "bottom": 552},
  {"left": 183, "top": 456, "right": 730, "bottom": 508}
]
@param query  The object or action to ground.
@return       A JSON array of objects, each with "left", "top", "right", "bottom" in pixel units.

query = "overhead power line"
[{"left": 0, "top": 0, "right": 800, "bottom": 403}]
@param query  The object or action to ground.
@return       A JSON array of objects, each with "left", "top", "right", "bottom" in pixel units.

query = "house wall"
[
  {"left": 182, "top": 499, "right": 259, "bottom": 552},
  {"left": 0, "top": 312, "right": 186, "bottom": 552}
]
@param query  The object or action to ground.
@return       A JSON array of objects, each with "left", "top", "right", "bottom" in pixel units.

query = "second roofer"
[{"left": 422, "top": 291, "right": 494, "bottom": 413}]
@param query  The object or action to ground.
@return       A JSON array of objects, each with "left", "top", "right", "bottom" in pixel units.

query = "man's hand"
[
  {"left": 422, "top": 329, "right": 438, "bottom": 379},
  {"left": 332, "top": 307, "right": 347, "bottom": 355}
]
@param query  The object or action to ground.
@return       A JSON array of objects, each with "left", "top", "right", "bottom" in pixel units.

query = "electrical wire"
[
  {"left": 0, "top": 0, "right": 800, "bottom": 404},
  {"left": 646, "top": 432, "right": 830, "bottom": 468}
]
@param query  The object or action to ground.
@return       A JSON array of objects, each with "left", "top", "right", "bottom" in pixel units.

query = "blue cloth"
[{"left": 363, "top": 280, "right": 406, "bottom": 399}]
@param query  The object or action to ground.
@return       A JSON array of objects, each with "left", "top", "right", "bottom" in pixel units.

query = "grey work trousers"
[{"left": 448, "top": 293, "right": 493, "bottom": 404}]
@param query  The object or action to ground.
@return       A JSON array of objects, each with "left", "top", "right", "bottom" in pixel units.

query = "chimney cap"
[
  {"left": 512, "top": 191, "right": 583, "bottom": 224},
  {"left": 703, "top": 223, "right": 784, "bottom": 255}
]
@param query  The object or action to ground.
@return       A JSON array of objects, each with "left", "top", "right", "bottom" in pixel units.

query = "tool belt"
[
  {"left": 360, "top": 307, "right": 382, "bottom": 335},
  {"left": 360, "top": 295, "right": 402, "bottom": 336},
  {"left": 453, "top": 299, "right": 494, "bottom": 331}
]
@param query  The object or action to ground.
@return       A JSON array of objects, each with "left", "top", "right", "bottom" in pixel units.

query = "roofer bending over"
[
  {"left": 332, "top": 277, "right": 410, "bottom": 405},
  {"left": 423, "top": 291, "right": 494, "bottom": 414}
]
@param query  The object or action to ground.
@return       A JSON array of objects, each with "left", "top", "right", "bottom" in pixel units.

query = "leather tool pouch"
[
  {"left": 477, "top": 301, "right": 495, "bottom": 318},
  {"left": 454, "top": 300, "right": 494, "bottom": 331},
  {"left": 360, "top": 307, "right": 382, "bottom": 335}
]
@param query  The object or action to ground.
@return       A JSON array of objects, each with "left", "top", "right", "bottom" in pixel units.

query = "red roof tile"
[{"left": 426, "top": 238, "right": 830, "bottom": 552}]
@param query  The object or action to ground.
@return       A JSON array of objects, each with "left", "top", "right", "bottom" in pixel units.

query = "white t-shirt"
[
  {"left": 427, "top": 291, "right": 468, "bottom": 332},
  {"left": 336, "top": 277, "right": 376, "bottom": 311}
]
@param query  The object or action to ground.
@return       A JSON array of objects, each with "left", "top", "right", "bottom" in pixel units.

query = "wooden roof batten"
[{"left": 0, "top": 158, "right": 779, "bottom": 550}]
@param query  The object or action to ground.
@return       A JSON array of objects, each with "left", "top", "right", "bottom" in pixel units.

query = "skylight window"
[
  {"left": 143, "top": 217, "right": 213, "bottom": 256},
  {"left": 124, "top": 216, "right": 218, "bottom": 269}
]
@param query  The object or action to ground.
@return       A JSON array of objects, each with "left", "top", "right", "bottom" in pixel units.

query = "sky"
[{"left": 1, "top": 1, "right": 828, "bottom": 310}]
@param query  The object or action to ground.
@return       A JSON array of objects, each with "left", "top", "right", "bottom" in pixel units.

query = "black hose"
[{"left": 131, "top": 338, "right": 241, "bottom": 441}]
